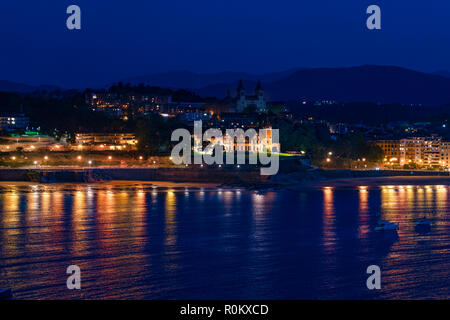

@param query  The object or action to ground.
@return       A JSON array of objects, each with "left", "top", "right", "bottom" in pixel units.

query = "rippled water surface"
[{"left": 0, "top": 182, "right": 449, "bottom": 299}]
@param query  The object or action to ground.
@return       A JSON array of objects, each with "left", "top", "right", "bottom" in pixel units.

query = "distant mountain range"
[
  {"left": 121, "top": 68, "right": 304, "bottom": 90},
  {"left": 0, "top": 80, "right": 37, "bottom": 93},
  {"left": 434, "top": 70, "right": 450, "bottom": 79},
  {"left": 0, "top": 80, "right": 60, "bottom": 94},
  {"left": 3, "top": 66, "right": 450, "bottom": 105},
  {"left": 123, "top": 66, "right": 450, "bottom": 105},
  {"left": 259, "top": 65, "right": 450, "bottom": 105}
]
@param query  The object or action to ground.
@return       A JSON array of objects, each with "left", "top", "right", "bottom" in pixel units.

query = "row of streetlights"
[
  {"left": 326, "top": 151, "right": 333, "bottom": 163},
  {"left": 9, "top": 155, "right": 148, "bottom": 162},
  {"left": 9, "top": 155, "right": 190, "bottom": 168}
]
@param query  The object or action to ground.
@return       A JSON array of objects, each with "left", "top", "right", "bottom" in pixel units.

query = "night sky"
[{"left": 1, "top": 0, "right": 450, "bottom": 88}]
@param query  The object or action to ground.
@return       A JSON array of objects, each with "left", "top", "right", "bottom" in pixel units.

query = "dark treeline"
[
  {"left": 0, "top": 87, "right": 443, "bottom": 161},
  {"left": 288, "top": 101, "right": 450, "bottom": 125},
  {"left": 272, "top": 118, "right": 383, "bottom": 163},
  {"left": 0, "top": 82, "right": 206, "bottom": 133},
  {"left": 91, "top": 82, "right": 205, "bottom": 102},
  {"left": 0, "top": 91, "right": 133, "bottom": 133},
  {"left": 135, "top": 115, "right": 186, "bottom": 155}
]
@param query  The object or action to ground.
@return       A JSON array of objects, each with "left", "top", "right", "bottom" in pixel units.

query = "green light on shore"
[
  {"left": 277, "top": 153, "right": 296, "bottom": 157},
  {"left": 11, "top": 131, "right": 48, "bottom": 137}
]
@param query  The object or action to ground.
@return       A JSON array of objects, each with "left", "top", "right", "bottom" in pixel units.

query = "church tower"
[
  {"left": 234, "top": 80, "right": 267, "bottom": 113},
  {"left": 255, "top": 81, "right": 266, "bottom": 112},
  {"left": 255, "top": 81, "right": 263, "bottom": 97},
  {"left": 237, "top": 80, "right": 245, "bottom": 97}
]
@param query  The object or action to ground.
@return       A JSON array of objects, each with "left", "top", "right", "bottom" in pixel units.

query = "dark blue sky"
[{"left": 1, "top": 0, "right": 450, "bottom": 88}]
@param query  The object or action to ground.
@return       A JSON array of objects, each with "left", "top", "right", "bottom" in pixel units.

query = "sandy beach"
[{"left": 303, "top": 175, "right": 450, "bottom": 189}]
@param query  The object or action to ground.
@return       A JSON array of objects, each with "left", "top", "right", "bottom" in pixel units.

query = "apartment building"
[{"left": 375, "top": 135, "right": 450, "bottom": 168}]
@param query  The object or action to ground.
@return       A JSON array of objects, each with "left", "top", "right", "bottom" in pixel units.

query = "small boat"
[
  {"left": 375, "top": 220, "right": 399, "bottom": 231},
  {"left": 0, "top": 288, "right": 12, "bottom": 300},
  {"left": 415, "top": 218, "right": 432, "bottom": 226}
]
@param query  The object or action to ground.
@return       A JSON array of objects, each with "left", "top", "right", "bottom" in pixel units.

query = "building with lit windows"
[
  {"left": 0, "top": 113, "right": 29, "bottom": 132},
  {"left": 375, "top": 135, "right": 450, "bottom": 169},
  {"left": 375, "top": 140, "right": 401, "bottom": 163},
  {"left": 223, "top": 127, "right": 280, "bottom": 153},
  {"left": 422, "top": 135, "right": 442, "bottom": 167},
  {"left": 86, "top": 92, "right": 172, "bottom": 120},
  {"left": 74, "top": 133, "right": 138, "bottom": 151},
  {"left": 234, "top": 81, "right": 267, "bottom": 113},
  {"left": 399, "top": 137, "right": 424, "bottom": 165},
  {"left": 441, "top": 141, "right": 450, "bottom": 167},
  {"left": 197, "top": 127, "right": 280, "bottom": 154}
]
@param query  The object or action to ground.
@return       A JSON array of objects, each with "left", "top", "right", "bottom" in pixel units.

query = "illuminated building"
[
  {"left": 198, "top": 127, "right": 280, "bottom": 154},
  {"left": 86, "top": 92, "right": 172, "bottom": 120},
  {"left": 74, "top": 133, "right": 138, "bottom": 151},
  {"left": 375, "top": 135, "right": 450, "bottom": 168},
  {"left": 422, "top": 135, "right": 442, "bottom": 167},
  {"left": 0, "top": 113, "right": 29, "bottom": 132},
  {"left": 234, "top": 80, "right": 267, "bottom": 113},
  {"left": 441, "top": 141, "right": 450, "bottom": 168},
  {"left": 399, "top": 137, "right": 424, "bottom": 165},
  {"left": 177, "top": 112, "right": 211, "bottom": 125},
  {"left": 0, "top": 134, "right": 56, "bottom": 152},
  {"left": 375, "top": 140, "right": 401, "bottom": 164},
  {"left": 212, "top": 113, "right": 261, "bottom": 130}
]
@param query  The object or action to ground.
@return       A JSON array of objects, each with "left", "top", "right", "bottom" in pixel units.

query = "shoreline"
[
  {"left": 0, "top": 180, "right": 222, "bottom": 189},
  {"left": 0, "top": 162, "right": 449, "bottom": 189},
  {"left": 0, "top": 172, "right": 449, "bottom": 190},
  {"left": 293, "top": 175, "right": 450, "bottom": 189}
]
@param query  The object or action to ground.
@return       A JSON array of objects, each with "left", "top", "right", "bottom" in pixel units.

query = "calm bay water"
[{"left": 0, "top": 182, "right": 449, "bottom": 299}]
